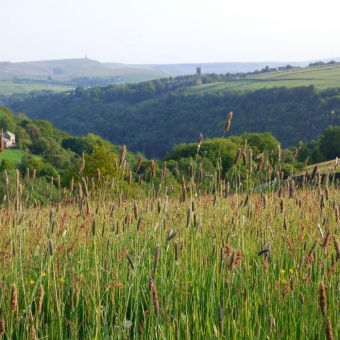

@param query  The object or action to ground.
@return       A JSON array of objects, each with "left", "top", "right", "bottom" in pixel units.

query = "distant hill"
[
  {"left": 120, "top": 57, "right": 340, "bottom": 76},
  {"left": 0, "top": 58, "right": 169, "bottom": 85}
]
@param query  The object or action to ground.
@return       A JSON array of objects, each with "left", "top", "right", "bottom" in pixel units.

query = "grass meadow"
[
  {"left": 0, "top": 139, "right": 339, "bottom": 339},
  {"left": 186, "top": 65, "right": 340, "bottom": 94},
  {"left": 0, "top": 149, "right": 24, "bottom": 164},
  {"left": 0, "top": 81, "right": 73, "bottom": 95}
]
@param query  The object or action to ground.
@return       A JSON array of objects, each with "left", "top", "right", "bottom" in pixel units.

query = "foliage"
[
  {"left": 82, "top": 144, "right": 121, "bottom": 180},
  {"left": 318, "top": 125, "right": 340, "bottom": 160},
  {"left": 0, "top": 145, "right": 339, "bottom": 339},
  {"left": 7, "top": 84, "right": 340, "bottom": 158}
]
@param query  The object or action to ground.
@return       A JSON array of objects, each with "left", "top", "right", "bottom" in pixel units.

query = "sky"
[{"left": 2, "top": 0, "right": 340, "bottom": 64}]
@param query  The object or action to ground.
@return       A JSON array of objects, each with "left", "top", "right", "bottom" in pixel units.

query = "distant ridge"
[
  {"left": 1, "top": 57, "right": 340, "bottom": 84},
  {"left": 123, "top": 57, "right": 340, "bottom": 76},
  {"left": 0, "top": 58, "right": 169, "bottom": 82}
]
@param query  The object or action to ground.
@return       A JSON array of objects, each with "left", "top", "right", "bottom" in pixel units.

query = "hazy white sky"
[{"left": 2, "top": 0, "right": 340, "bottom": 64}]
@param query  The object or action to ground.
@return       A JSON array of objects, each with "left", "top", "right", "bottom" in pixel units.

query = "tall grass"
[{"left": 0, "top": 138, "right": 339, "bottom": 339}]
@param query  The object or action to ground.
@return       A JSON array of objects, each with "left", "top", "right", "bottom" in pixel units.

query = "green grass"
[
  {"left": 0, "top": 149, "right": 24, "bottom": 164},
  {"left": 0, "top": 147, "right": 339, "bottom": 339},
  {"left": 0, "top": 80, "right": 73, "bottom": 95},
  {"left": 186, "top": 64, "right": 340, "bottom": 94}
]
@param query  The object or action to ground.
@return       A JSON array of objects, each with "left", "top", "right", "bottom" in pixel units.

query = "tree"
[
  {"left": 34, "top": 137, "right": 51, "bottom": 154},
  {"left": 25, "top": 123, "right": 41, "bottom": 143},
  {"left": 0, "top": 107, "right": 17, "bottom": 132},
  {"left": 319, "top": 126, "right": 340, "bottom": 160},
  {"left": 82, "top": 144, "right": 121, "bottom": 180}
]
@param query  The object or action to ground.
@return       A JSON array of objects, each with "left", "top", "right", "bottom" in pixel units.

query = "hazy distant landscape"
[
  {"left": 1, "top": 57, "right": 340, "bottom": 340},
  {"left": 1, "top": 56, "right": 340, "bottom": 95}
]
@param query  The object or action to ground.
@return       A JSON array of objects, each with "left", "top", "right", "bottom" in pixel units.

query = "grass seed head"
[
  {"left": 151, "top": 160, "right": 156, "bottom": 177},
  {"left": 224, "top": 111, "right": 233, "bottom": 131},
  {"left": 37, "top": 285, "right": 45, "bottom": 315},
  {"left": 333, "top": 235, "right": 340, "bottom": 260},
  {"left": 149, "top": 278, "right": 160, "bottom": 317},
  {"left": 10, "top": 284, "right": 18, "bottom": 313},
  {"left": 0, "top": 318, "right": 5, "bottom": 336},
  {"left": 135, "top": 157, "right": 142, "bottom": 173},
  {"left": 319, "top": 281, "right": 327, "bottom": 316},
  {"left": 30, "top": 324, "right": 36, "bottom": 340},
  {"left": 49, "top": 238, "right": 54, "bottom": 256},
  {"left": 234, "top": 148, "right": 241, "bottom": 164},
  {"left": 326, "top": 316, "right": 334, "bottom": 340},
  {"left": 120, "top": 145, "right": 126, "bottom": 165}
]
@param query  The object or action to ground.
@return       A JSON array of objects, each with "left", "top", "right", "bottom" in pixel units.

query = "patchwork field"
[{"left": 186, "top": 65, "right": 340, "bottom": 94}]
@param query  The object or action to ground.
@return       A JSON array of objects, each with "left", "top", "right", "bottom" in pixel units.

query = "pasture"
[
  {"left": 186, "top": 65, "right": 340, "bottom": 94},
  {"left": 0, "top": 80, "right": 73, "bottom": 95},
  {"left": 0, "top": 149, "right": 24, "bottom": 164}
]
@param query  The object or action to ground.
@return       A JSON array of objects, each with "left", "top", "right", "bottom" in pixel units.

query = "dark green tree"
[{"left": 319, "top": 126, "right": 340, "bottom": 160}]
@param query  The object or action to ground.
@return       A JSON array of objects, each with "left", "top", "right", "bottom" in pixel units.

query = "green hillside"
[
  {"left": 0, "top": 58, "right": 169, "bottom": 80},
  {"left": 186, "top": 65, "right": 340, "bottom": 94},
  {"left": 0, "top": 80, "right": 73, "bottom": 95},
  {"left": 8, "top": 82, "right": 340, "bottom": 158},
  {"left": 0, "top": 59, "right": 170, "bottom": 94}
]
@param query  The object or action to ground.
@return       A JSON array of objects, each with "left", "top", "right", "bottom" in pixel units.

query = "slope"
[{"left": 186, "top": 64, "right": 340, "bottom": 94}]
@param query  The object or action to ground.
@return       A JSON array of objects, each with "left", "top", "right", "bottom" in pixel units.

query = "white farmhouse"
[{"left": 3, "top": 131, "right": 15, "bottom": 148}]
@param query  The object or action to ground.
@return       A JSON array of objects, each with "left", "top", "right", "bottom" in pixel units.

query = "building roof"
[{"left": 5, "top": 131, "right": 15, "bottom": 138}]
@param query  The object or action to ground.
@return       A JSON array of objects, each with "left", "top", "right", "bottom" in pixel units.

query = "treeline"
[
  {"left": 309, "top": 60, "right": 338, "bottom": 67},
  {"left": 2, "top": 105, "right": 340, "bottom": 205},
  {"left": 6, "top": 84, "right": 340, "bottom": 158}
]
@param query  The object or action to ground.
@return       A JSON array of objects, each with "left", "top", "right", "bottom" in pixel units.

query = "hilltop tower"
[{"left": 196, "top": 66, "right": 201, "bottom": 76}]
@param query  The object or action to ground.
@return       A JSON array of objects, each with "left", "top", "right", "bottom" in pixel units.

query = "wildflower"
[
  {"left": 29, "top": 279, "right": 35, "bottom": 285},
  {"left": 280, "top": 269, "right": 285, "bottom": 275},
  {"left": 59, "top": 277, "right": 65, "bottom": 283},
  {"left": 41, "top": 272, "right": 46, "bottom": 277},
  {"left": 281, "top": 279, "right": 288, "bottom": 284},
  {"left": 289, "top": 269, "right": 294, "bottom": 274}
]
